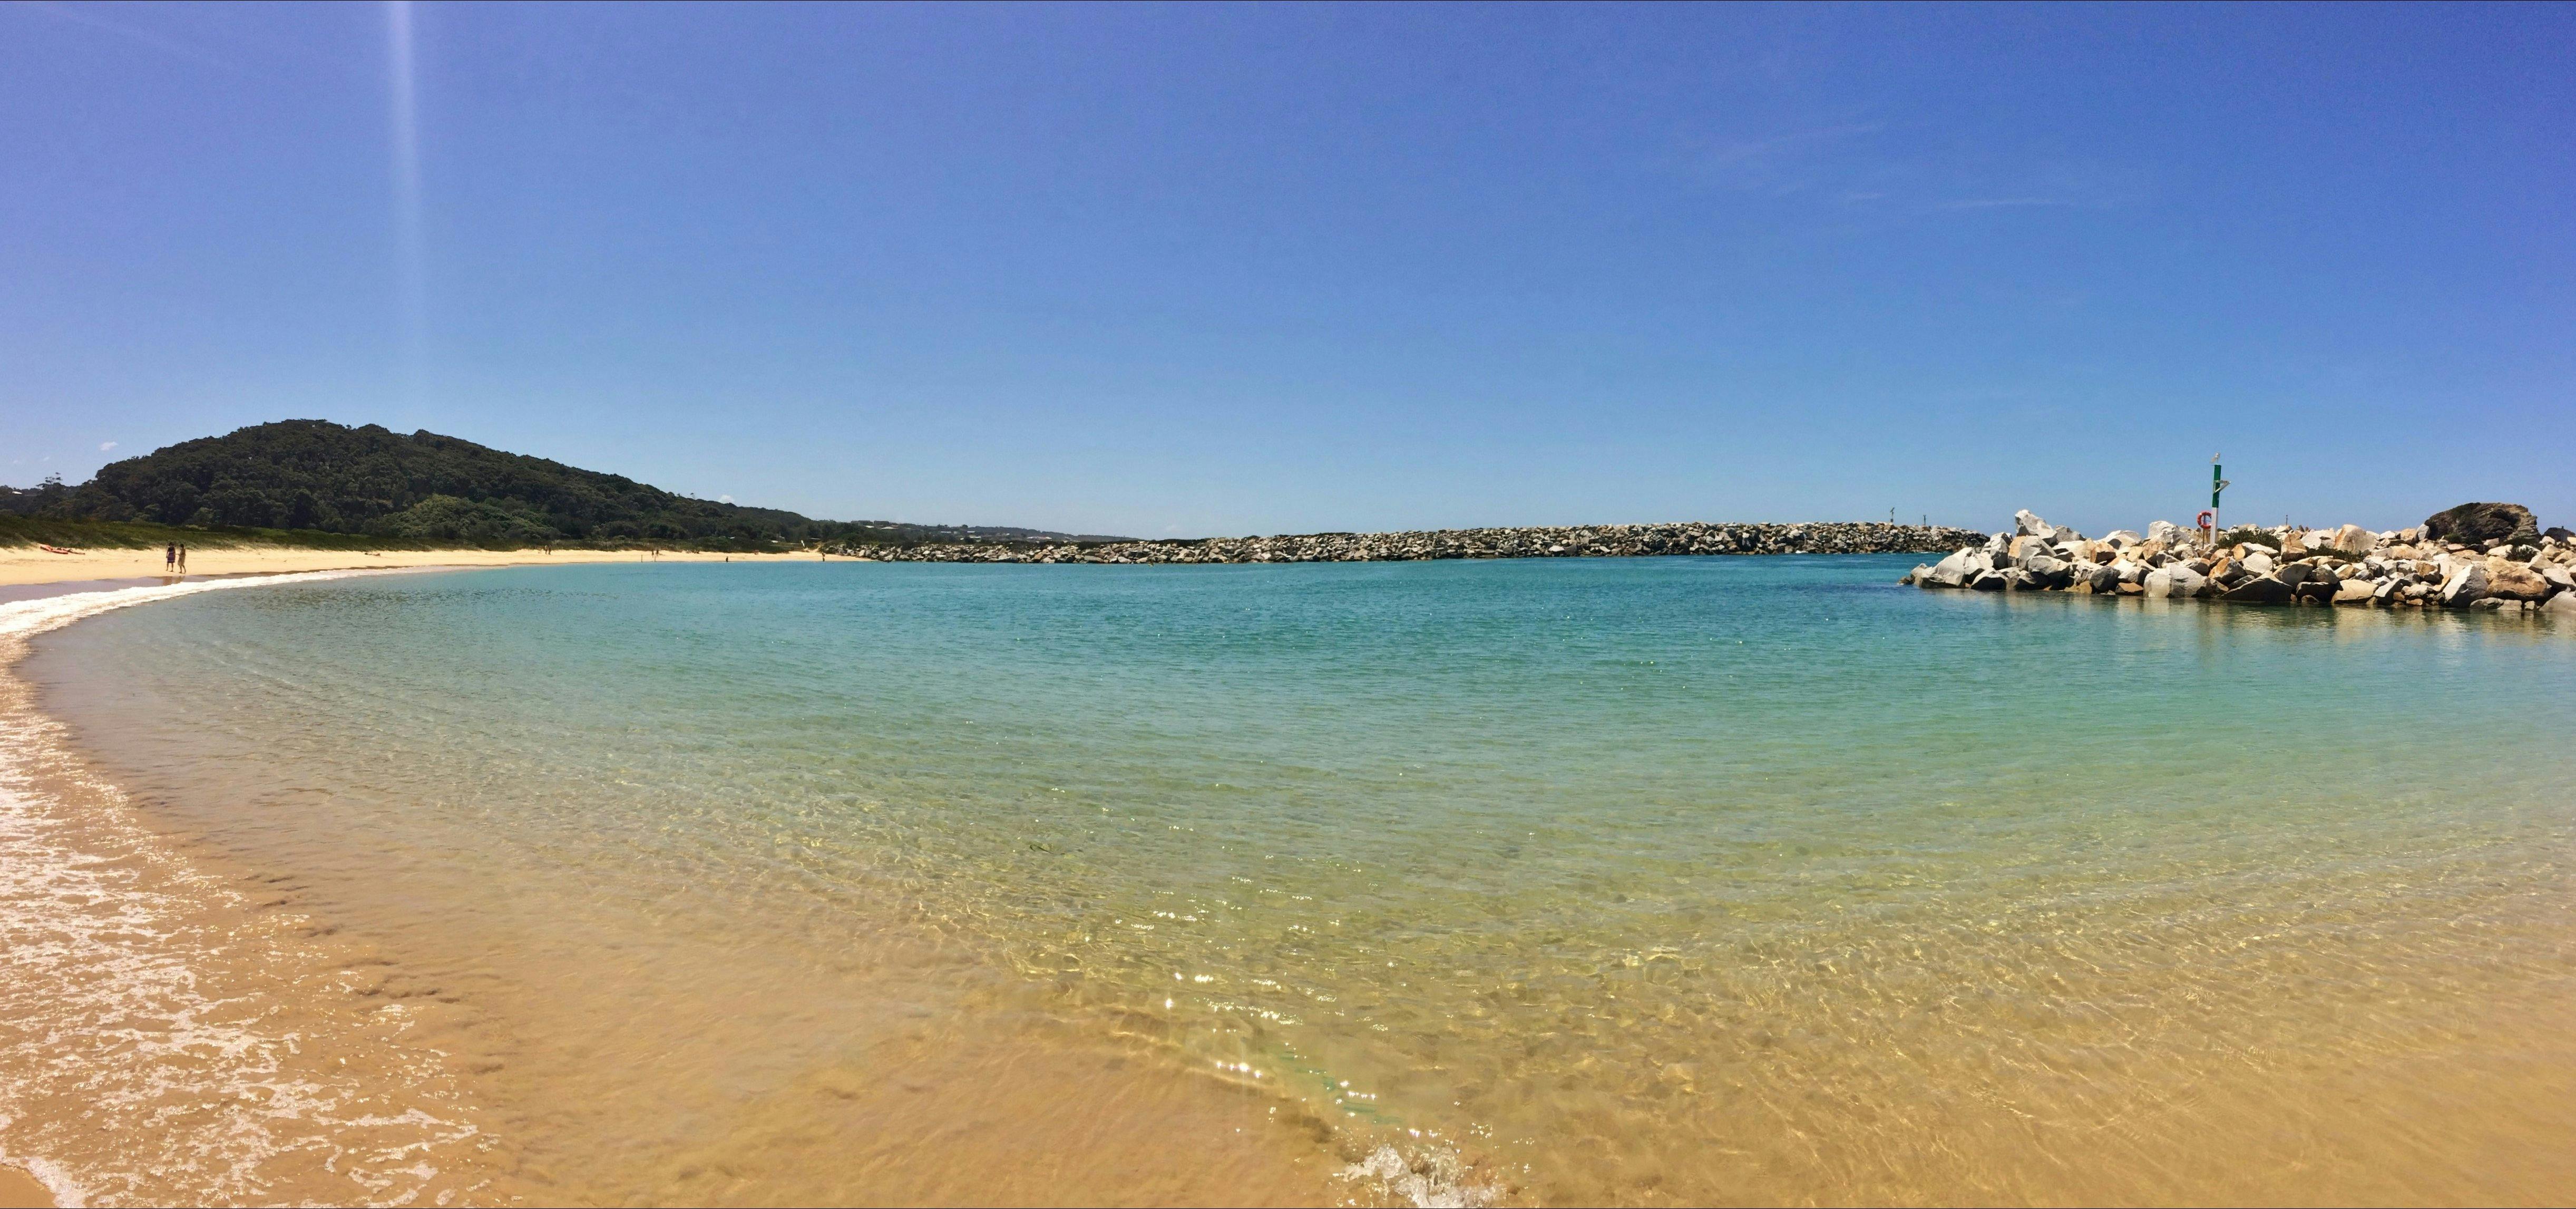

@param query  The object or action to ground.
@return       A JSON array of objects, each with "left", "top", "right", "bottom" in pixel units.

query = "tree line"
[{"left": 0, "top": 420, "right": 1111, "bottom": 549}]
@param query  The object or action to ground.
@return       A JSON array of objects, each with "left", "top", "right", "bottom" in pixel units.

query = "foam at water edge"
[
  {"left": 0, "top": 1133, "right": 87, "bottom": 1209},
  {"left": 1338, "top": 1143, "right": 1505, "bottom": 1209},
  {"left": 0, "top": 570, "right": 384, "bottom": 645},
  {"left": 0, "top": 570, "right": 488, "bottom": 1206}
]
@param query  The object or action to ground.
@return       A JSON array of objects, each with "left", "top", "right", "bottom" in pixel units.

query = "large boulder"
[
  {"left": 2424, "top": 502, "right": 2540, "bottom": 548},
  {"left": 2144, "top": 566, "right": 2193, "bottom": 598},
  {"left": 2241, "top": 550, "right": 2277, "bottom": 576},
  {"left": 2014, "top": 510, "right": 2057, "bottom": 540},
  {"left": 2541, "top": 591, "right": 2576, "bottom": 617},
  {"left": 2441, "top": 562, "right": 2490, "bottom": 606},
  {"left": 2147, "top": 520, "right": 2190, "bottom": 547},
  {"left": 2485, "top": 560, "right": 2550, "bottom": 601},
  {"left": 2334, "top": 578, "right": 2378, "bottom": 605},
  {"left": 2220, "top": 576, "right": 2294, "bottom": 604},
  {"left": 2085, "top": 564, "right": 2123, "bottom": 593},
  {"left": 2023, "top": 554, "right": 2074, "bottom": 587},
  {"left": 1921, "top": 549, "right": 1978, "bottom": 588},
  {"left": 2330, "top": 524, "right": 2374, "bottom": 555},
  {"left": 1968, "top": 569, "right": 2008, "bottom": 591},
  {"left": 2103, "top": 529, "right": 2143, "bottom": 548}
]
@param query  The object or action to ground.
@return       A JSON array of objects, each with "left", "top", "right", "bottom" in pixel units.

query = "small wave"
[
  {"left": 0, "top": 570, "right": 382, "bottom": 645},
  {"left": 0, "top": 1144, "right": 87, "bottom": 1209},
  {"left": 1338, "top": 1143, "right": 1505, "bottom": 1208}
]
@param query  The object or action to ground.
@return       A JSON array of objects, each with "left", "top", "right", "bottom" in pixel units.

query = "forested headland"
[{"left": 1, "top": 420, "right": 1119, "bottom": 550}]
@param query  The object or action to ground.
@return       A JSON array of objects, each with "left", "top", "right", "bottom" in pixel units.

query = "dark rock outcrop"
[{"left": 2424, "top": 502, "right": 2540, "bottom": 548}]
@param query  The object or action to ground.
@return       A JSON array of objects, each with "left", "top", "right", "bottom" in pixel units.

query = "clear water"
[{"left": 22, "top": 558, "right": 2576, "bottom": 1205}]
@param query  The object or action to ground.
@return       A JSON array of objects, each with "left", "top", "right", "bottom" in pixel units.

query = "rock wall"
[
  {"left": 1904, "top": 508, "right": 2576, "bottom": 616},
  {"left": 826, "top": 521, "right": 1988, "bottom": 565}
]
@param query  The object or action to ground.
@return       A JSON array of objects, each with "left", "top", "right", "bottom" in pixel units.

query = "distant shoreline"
[
  {"left": 0, "top": 545, "right": 809, "bottom": 590},
  {"left": 3, "top": 521, "right": 1984, "bottom": 586}
]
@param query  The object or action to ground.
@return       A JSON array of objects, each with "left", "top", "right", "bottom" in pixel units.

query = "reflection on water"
[{"left": 21, "top": 558, "right": 2576, "bottom": 1205}]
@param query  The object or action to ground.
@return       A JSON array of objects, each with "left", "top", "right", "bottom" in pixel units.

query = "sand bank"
[{"left": 0, "top": 544, "right": 825, "bottom": 589}]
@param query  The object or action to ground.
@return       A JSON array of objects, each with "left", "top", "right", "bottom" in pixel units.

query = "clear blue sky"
[{"left": 4, "top": 2, "right": 2569, "bottom": 538}]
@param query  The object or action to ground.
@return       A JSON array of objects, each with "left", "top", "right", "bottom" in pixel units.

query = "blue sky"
[{"left": 4, "top": 2, "right": 2569, "bottom": 538}]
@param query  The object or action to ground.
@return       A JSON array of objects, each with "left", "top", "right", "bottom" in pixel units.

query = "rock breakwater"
[
  {"left": 826, "top": 521, "right": 1986, "bottom": 565},
  {"left": 1905, "top": 505, "right": 2576, "bottom": 616}
]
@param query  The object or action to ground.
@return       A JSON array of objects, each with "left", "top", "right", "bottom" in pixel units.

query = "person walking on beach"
[
  {"left": 175, "top": 543, "right": 188, "bottom": 574},
  {"left": 164, "top": 543, "right": 177, "bottom": 572}
]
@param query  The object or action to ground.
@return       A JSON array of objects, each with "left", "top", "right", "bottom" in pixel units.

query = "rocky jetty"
[
  {"left": 826, "top": 521, "right": 1986, "bottom": 565},
  {"left": 1905, "top": 504, "right": 2576, "bottom": 616}
]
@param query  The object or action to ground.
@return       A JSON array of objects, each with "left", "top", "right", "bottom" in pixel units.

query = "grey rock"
[
  {"left": 2145, "top": 565, "right": 2208, "bottom": 598},
  {"left": 1920, "top": 550, "right": 1977, "bottom": 588},
  {"left": 2023, "top": 554, "right": 2072, "bottom": 586},
  {"left": 2219, "top": 576, "right": 2293, "bottom": 605},
  {"left": 2441, "top": 563, "right": 2490, "bottom": 606}
]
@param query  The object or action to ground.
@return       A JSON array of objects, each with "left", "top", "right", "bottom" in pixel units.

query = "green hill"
[{"left": 1, "top": 420, "right": 1118, "bottom": 549}]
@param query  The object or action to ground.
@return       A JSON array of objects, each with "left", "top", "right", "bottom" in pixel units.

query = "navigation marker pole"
[{"left": 2210, "top": 454, "right": 2230, "bottom": 546}]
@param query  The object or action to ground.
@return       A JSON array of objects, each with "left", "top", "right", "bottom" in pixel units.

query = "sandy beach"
[{"left": 0, "top": 545, "right": 826, "bottom": 591}]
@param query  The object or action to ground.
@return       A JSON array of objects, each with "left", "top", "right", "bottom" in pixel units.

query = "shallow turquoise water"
[{"left": 33, "top": 556, "right": 2576, "bottom": 1203}]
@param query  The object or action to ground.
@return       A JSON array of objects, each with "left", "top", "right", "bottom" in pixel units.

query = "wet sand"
[
  {"left": 0, "top": 572, "right": 1341, "bottom": 1206},
  {"left": 0, "top": 1167, "right": 48, "bottom": 1209}
]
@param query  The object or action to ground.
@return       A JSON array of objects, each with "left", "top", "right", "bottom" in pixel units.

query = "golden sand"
[{"left": 0, "top": 543, "right": 827, "bottom": 589}]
